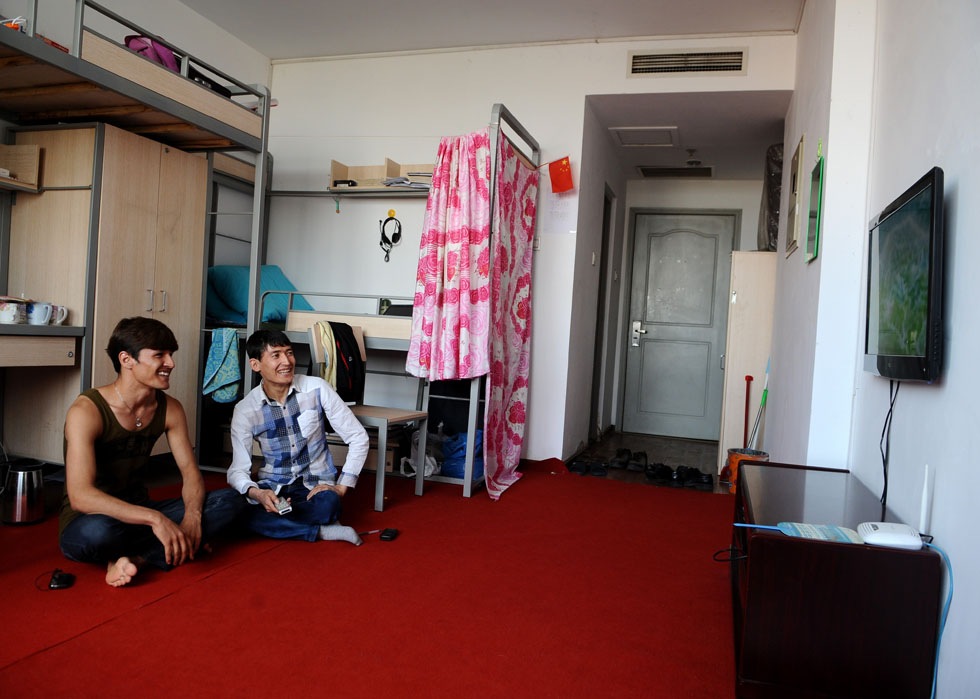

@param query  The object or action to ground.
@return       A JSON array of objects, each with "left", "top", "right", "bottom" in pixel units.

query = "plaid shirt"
[{"left": 227, "top": 374, "right": 369, "bottom": 496}]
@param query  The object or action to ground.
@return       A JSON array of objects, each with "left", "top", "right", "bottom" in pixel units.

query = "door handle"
[
  {"left": 158, "top": 290, "right": 168, "bottom": 313},
  {"left": 145, "top": 289, "right": 154, "bottom": 312},
  {"left": 631, "top": 320, "right": 647, "bottom": 347}
]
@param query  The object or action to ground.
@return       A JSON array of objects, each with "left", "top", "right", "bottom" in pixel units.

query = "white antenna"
[{"left": 918, "top": 463, "right": 933, "bottom": 535}]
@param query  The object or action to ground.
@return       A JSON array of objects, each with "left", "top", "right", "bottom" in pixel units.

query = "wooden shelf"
[
  {"left": 327, "top": 157, "right": 431, "bottom": 195},
  {"left": 0, "top": 144, "right": 40, "bottom": 192},
  {"left": 270, "top": 188, "right": 429, "bottom": 199}
]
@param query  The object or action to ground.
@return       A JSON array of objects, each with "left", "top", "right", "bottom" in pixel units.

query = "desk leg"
[
  {"left": 415, "top": 417, "right": 428, "bottom": 497},
  {"left": 374, "top": 421, "right": 388, "bottom": 512}
]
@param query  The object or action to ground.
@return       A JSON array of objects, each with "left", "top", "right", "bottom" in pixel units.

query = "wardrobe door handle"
[
  {"left": 145, "top": 289, "right": 154, "bottom": 312},
  {"left": 158, "top": 290, "right": 168, "bottom": 313}
]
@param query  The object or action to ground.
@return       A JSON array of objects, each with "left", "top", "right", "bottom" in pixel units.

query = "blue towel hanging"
[{"left": 203, "top": 328, "right": 241, "bottom": 403}]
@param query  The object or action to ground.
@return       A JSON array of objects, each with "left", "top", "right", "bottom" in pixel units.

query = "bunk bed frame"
[
  {"left": 0, "top": 1, "right": 268, "bottom": 152},
  {"left": 0, "top": 1, "right": 270, "bottom": 461}
]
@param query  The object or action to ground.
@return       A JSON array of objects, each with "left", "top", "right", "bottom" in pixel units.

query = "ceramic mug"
[
  {"left": 26, "top": 302, "right": 52, "bottom": 325},
  {"left": 0, "top": 300, "right": 26, "bottom": 324},
  {"left": 50, "top": 305, "right": 69, "bottom": 325}
]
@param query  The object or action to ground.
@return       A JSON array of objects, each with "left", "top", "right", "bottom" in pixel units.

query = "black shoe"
[
  {"left": 627, "top": 451, "right": 648, "bottom": 472},
  {"left": 644, "top": 462, "right": 674, "bottom": 485},
  {"left": 609, "top": 448, "right": 631, "bottom": 469},
  {"left": 589, "top": 461, "right": 609, "bottom": 477},
  {"left": 676, "top": 465, "right": 709, "bottom": 488}
]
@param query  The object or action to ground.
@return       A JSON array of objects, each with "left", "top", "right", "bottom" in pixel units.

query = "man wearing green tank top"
[{"left": 59, "top": 317, "right": 244, "bottom": 587}]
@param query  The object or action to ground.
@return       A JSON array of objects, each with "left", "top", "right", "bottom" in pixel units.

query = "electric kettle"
[{"left": 1, "top": 458, "right": 46, "bottom": 524}]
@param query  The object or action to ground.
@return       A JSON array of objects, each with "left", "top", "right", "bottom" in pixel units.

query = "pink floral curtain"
[
  {"left": 407, "top": 127, "right": 537, "bottom": 499},
  {"left": 484, "top": 136, "right": 538, "bottom": 498},
  {"left": 406, "top": 129, "right": 492, "bottom": 380}
]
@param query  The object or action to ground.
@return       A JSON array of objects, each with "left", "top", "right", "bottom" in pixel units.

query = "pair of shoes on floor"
[
  {"left": 644, "top": 462, "right": 674, "bottom": 484},
  {"left": 671, "top": 465, "right": 713, "bottom": 489},
  {"left": 608, "top": 448, "right": 631, "bottom": 469},
  {"left": 626, "top": 451, "right": 648, "bottom": 472},
  {"left": 567, "top": 459, "right": 608, "bottom": 477}
]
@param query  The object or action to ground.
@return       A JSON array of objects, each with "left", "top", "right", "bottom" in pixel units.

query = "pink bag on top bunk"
[{"left": 125, "top": 35, "right": 180, "bottom": 72}]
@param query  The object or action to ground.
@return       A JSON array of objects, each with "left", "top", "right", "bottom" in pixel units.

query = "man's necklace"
[{"left": 113, "top": 383, "right": 144, "bottom": 429}]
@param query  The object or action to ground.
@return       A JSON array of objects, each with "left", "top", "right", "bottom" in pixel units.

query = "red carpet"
[{"left": 0, "top": 459, "right": 735, "bottom": 697}]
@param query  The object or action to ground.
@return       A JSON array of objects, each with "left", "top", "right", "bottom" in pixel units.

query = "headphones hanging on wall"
[{"left": 379, "top": 210, "right": 402, "bottom": 262}]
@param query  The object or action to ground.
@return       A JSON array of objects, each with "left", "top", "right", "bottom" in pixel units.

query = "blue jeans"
[
  {"left": 244, "top": 481, "right": 341, "bottom": 542},
  {"left": 59, "top": 487, "right": 245, "bottom": 570}
]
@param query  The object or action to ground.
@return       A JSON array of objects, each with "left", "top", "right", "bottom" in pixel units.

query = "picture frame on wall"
[
  {"left": 806, "top": 156, "right": 825, "bottom": 263},
  {"left": 785, "top": 135, "right": 804, "bottom": 257}
]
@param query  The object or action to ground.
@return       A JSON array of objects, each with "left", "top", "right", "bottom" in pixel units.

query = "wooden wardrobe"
[{"left": 4, "top": 123, "right": 207, "bottom": 462}]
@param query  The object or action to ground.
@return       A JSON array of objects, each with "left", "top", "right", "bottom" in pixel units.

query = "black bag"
[{"left": 330, "top": 322, "right": 365, "bottom": 404}]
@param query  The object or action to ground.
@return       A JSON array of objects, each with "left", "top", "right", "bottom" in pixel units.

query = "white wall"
[
  {"left": 267, "top": 35, "right": 796, "bottom": 460},
  {"left": 768, "top": 0, "right": 978, "bottom": 694},
  {"left": 848, "top": 1, "right": 980, "bottom": 694},
  {"left": 766, "top": 0, "right": 837, "bottom": 465}
]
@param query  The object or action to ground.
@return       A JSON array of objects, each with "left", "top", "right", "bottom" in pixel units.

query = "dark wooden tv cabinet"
[{"left": 731, "top": 462, "right": 941, "bottom": 699}]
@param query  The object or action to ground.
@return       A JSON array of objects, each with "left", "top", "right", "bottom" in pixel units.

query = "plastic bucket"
[{"left": 724, "top": 448, "right": 769, "bottom": 494}]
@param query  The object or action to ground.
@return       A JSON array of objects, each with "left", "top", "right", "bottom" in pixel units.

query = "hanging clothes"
[
  {"left": 405, "top": 128, "right": 492, "bottom": 380},
  {"left": 406, "top": 125, "right": 538, "bottom": 501},
  {"left": 484, "top": 135, "right": 539, "bottom": 499}
]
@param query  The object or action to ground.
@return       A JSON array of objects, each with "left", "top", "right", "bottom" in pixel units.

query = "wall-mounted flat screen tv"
[{"left": 864, "top": 166, "right": 944, "bottom": 382}]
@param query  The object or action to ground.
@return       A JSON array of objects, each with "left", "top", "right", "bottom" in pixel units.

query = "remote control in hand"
[{"left": 275, "top": 496, "right": 292, "bottom": 515}]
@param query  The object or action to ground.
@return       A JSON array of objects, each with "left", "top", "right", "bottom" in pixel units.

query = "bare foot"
[{"left": 106, "top": 557, "right": 139, "bottom": 587}]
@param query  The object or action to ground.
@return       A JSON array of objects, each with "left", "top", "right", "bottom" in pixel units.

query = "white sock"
[{"left": 319, "top": 523, "right": 363, "bottom": 546}]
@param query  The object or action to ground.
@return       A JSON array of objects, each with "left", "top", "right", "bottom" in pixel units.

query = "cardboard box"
[{"left": 328, "top": 441, "right": 399, "bottom": 473}]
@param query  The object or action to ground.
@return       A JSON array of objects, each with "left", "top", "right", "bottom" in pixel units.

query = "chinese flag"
[{"left": 548, "top": 156, "right": 574, "bottom": 193}]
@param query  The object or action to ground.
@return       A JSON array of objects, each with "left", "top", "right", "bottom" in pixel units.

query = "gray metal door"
[{"left": 622, "top": 211, "right": 734, "bottom": 439}]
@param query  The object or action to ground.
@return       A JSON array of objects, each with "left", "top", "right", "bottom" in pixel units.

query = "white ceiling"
[{"left": 179, "top": 0, "right": 805, "bottom": 179}]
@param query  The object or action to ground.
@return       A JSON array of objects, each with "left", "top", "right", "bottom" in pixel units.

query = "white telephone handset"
[{"left": 857, "top": 522, "right": 922, "bottom": 550}]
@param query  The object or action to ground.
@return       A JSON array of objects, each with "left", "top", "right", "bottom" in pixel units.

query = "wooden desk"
[{"left": 732, "top": 462, "right": 941, "bottom": 699}]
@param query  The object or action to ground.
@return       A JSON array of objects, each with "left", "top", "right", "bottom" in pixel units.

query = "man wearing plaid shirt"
[{"left": 227, "top": 330, "right": 369, "bottom": 545}]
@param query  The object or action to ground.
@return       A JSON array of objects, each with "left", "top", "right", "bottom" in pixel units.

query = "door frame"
[{"left": 616, "top": 206, "right": 742, "bottom": 436}]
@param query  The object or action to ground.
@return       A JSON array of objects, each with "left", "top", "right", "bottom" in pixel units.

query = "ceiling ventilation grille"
[
  {"left": 629, "top": 49, "right": 745, "bottom": 76},
  {"left": 639, "top": 165, "right": 714, "bottom": 179}
]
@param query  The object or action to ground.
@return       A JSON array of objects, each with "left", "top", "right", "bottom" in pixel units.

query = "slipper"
[
  {"left": 609, "top": 448, "right": 631, "bottom": 469},
  {"left": 627, "top": 451, "right": 648, "bottom": 472},
  {"left": 589, "top": 461, "right": 609, "bottom": 477},
  {"left": 567, "top": 460, "right": 590, "bottom": 475}
]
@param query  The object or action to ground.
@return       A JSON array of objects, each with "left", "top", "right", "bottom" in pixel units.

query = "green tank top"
[{"left": 58, "top": 387, "right": 168, "bottom": 533}]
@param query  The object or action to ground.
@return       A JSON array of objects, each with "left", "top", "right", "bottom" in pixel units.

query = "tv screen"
[{"left": 864, "top": 167, "right": 944, "bottom": 382}]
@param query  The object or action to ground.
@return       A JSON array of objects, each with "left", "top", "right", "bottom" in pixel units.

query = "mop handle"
[{"left": 743, "top": 375, "right": 753, "bottom": 448}]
